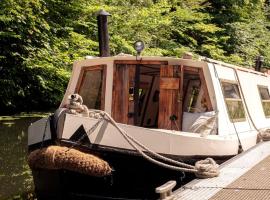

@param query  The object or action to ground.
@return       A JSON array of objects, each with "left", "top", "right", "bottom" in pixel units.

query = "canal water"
[
  {"left": 0, "top": 113, "right": 196, "bottom": 200},
  {"left": 0, "top": 114, "right": 48, "bottom": 200}
]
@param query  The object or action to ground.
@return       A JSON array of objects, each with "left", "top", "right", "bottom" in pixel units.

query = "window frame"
[
  {"left": 257, "top": 85, "right": 270, "bottom": 118},
  {"left": 220, "top": 79, "right": 246, "bottom": 122},
  {"left": 75, "top": 65, "right": 107, "bottom": 110}
]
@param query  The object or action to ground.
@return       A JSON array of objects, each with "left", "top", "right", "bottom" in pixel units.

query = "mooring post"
[{"left": 97, "top": 9, "right": 111, "bottom": 57}]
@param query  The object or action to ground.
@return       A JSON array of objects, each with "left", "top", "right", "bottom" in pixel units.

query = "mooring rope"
[
  {"left": 212, "top": 64, "right": 243, "bottom": 153},
  {"left": 87, "top": 110, "right": 219, "bottom": 178},
  {"left": 66, "top": 116, "right": 105, "bottom": 151}
]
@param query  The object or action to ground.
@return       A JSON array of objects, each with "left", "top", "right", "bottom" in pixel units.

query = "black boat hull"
[{"left": 30, "top": 141, "right": 232, "bottom": 200}]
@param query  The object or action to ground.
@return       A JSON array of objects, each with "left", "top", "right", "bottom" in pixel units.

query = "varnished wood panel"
[
  {"left": 101, "top": 66, "right": 107, "bottom": 110},
  {"left": 112, "top": 64, "right": 136, "bottom": 124},
  {"left": 179, "top": 65, "right": 184, "bottom": 130},
  {"left": 160, "top": 77, "right": 179, "bottom": 90},
  {"left": 184, "top": 66, "right": 200, "bottom": 75},
  {"left": 128, "top": 65, "right": 135, "bottom": 125},
  {"left": 158, "top": 65, "right": 181, "bottom": 130},
  {"left": 112, "top": 64, "right": 129, "bottom": 123}
]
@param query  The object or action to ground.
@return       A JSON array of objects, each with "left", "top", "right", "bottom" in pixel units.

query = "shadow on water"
[{"left": 0, "top": 114, "right": 49, "bottom": 200}]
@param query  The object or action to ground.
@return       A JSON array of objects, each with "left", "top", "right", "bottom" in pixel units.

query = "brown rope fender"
[
  {"left": 194, "top": 158, "right": 220, "bottom": 178},
  {"left": 28, "top": 146, "right": 112, "bottom": 177}
]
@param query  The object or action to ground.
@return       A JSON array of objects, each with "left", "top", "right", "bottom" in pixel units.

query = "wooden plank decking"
[{"left": 172, "top": 141, "right": 270, "bottom": 200}]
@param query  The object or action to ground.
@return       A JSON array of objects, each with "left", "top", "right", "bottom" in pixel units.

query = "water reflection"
[{"left": 0, "top": 116, "right": 42, "bottom": 199}]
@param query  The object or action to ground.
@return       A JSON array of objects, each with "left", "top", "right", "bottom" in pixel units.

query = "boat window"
[
  {"left": 183, "top": 79, "right": 201, "bottom": 113},
  {"left": 76, "top": 65, "right": 106, "bottom": 110},
  {"left": 258, "top": 86, "right": 270, "bottom": 117},
  {"left": 221, "top": 81, "right": 246, "bottom": 122},
  {"left": 182, "top": 68, "right": 213, "bottom": 114}
]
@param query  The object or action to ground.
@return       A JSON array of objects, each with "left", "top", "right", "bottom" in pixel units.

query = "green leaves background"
[{"left": 1, "top": 0, "right": 270, "bottom": 113}]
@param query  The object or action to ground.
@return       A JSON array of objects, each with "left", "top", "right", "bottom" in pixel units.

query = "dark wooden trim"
[
  {"left": 112, "top": 64, "right": 135, "bottom": 124},
  {"left": 140, "top": 76, "right": 155, "bottom": 126},
  {"left": 128, "top": 65, "right": 136, "bottom": 125},
  {"left": 111, "top": 65, "right": 118, "bottom": 121},
  {"left": 141, "top": 71, "right": 160, "bottom": 75},
  {"left": 134, "top": 64, "right": 141, "bottom": 126},
  {"left": 114, "top": 60, "right": 168, "bottom": 65},
  {"left": 160, "top": 77, "right": 179, "bottom": 90},
  {"left": 101, "top": 65, "right": 107, "bottom": 110},
  {"left": 184, "top": 66, "right": 200, "bottom": 74},
  {"left": 179, "top": 65, "right": 184, "bottom": 130},
  {"left": 140, "top": 65, "right": 161, "bottom": 70}
]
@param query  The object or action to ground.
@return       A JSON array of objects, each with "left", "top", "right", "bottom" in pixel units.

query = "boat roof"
[{"left": 75, "top": 55, "right": 269, "bottom": 77}]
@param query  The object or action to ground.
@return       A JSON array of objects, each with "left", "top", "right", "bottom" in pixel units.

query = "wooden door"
[
  {"left": 158, "top": 65, "right": 182, "bottom": 130},
  {"left": 112, "top": 64, "right": 135, "bottom": 124}
]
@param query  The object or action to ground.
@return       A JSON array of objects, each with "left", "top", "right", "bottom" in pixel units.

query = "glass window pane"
[
  {"left": 262, "top": 101, "right": 270, "bottom": 117},
  {"left": 259, "top": 87, "right": 270, "bottom": 100},
  {"left": 183, "top": 79, "right": 201, "bottom": 113},
  {"left": 222, "top": 81, "right": 246, "bottom": 121},
  {"left": 226, "top": 100, "right": 245, "bottom": 121},
  {"left": 79, "top": 69, "right": 103, "bottom": 109},
  {"left": 222, "top": 82, "right": 241, "bottom": 99}
]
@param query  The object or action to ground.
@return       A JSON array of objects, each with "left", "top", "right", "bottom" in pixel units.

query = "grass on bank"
[{"left": 0, "top": 112, "right": 52, "bottom": 121}]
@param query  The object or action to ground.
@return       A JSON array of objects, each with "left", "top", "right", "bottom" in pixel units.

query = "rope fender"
[{"left": 28, "top": 146, "right": 112, "bottom": 177}]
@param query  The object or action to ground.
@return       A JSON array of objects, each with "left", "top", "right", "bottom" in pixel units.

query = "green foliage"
[
  {"left": 208, "top": 0, "right": 270, "bottom": 66},
  {"left": 1, "top": 0, "right": 270, "bottom": 113},
  {"left": 0, "top": 0, "right": 94, "bottom": 113}
]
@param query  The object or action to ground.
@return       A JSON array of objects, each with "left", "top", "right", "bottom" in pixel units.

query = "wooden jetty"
[{"left": 158, "top": 141, "right": 270, "bottom": 200}]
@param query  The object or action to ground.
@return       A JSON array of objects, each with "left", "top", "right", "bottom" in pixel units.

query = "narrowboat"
[{"left": 28, "top": 53, "right": 270, "bottom": 199}]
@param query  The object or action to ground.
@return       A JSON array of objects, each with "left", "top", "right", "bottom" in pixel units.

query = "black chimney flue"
[
  {"left": 255, "top": 55, "right": 264, "bottom": 72},
  {"left": 97, "top": 9, "right": 111, "bottom": 57}
]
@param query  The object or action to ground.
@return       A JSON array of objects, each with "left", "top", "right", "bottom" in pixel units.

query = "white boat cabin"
[
  {"left": 61, "top": 56, "right": 270, "bottom": 138},
  {"left": 28, "top": 55, "right": 270, "bottom": 157}
]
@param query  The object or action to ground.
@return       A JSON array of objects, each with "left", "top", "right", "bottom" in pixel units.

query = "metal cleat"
[{"left": 155, "top": 180, "right": 176, "bottom": 200}]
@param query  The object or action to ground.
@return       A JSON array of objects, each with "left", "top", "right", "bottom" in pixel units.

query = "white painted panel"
[
  {"left": 28, "top": 117, "right": 51, "bottom": 145},
  {"left": 208, "top": 63, "right": 253, "bottom": 136},
  {"left": 214, "top": 64, "right": 235, "bottom": 81},
  {"left": 60, "top": 58, "right": 114, "bottom": 114},
  {"left": 105, "top": 60, "right": 114, "bottom": 114},
  {"left": 61, "top": 114, "right": 256, "bottom": 156},
  {"left": 207, "top": 63, "right": 235, "bottom": 136},
  {"left": 238, "top": 70, "right": 270, "bottom": 129}
]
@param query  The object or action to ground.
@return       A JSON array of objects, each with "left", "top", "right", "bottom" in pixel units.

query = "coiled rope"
[{"left": 87, "top": 110, "right": 219, "bottom": 179}]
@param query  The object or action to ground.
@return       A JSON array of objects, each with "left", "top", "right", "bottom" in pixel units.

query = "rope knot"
[
  {"left": 194, "top": 158, "right": 219, "bottom": 179},
  {"left": 259, "top": 129, "right": 270, "bottom": 141}
]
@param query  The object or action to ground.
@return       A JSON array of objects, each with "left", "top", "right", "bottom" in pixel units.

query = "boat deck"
[{"left": 172, "top": 141, "right": 270, "bottom": 200}]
